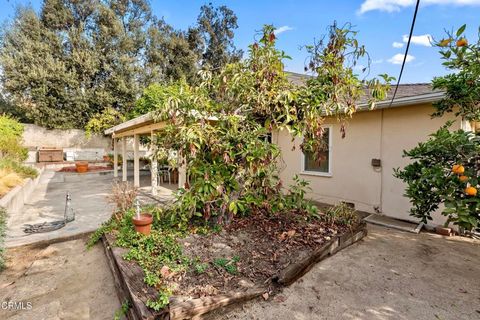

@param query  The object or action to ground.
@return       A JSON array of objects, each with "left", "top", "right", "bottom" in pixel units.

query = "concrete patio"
[{"left": 5, "top": 169, "right": 175, "bottom": 248}]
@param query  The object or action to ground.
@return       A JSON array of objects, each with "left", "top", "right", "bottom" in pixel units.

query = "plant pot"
[
  {"left": 435, "top": 226, "right": 452, "bottom": 236},
  {"left": 75, "top": 161, "right": 89, "bottom": 173},
  {"left": 132, "top": 213, "right": 153, "bottom": 235}
]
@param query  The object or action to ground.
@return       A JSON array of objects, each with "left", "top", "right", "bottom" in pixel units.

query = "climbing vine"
[{"left": 134, "top": 24, "right": 391, "bottom": 224}]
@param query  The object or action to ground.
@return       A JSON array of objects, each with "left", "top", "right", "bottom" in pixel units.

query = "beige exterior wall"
[{"left": 275, "top": 103, "right": 459, "bottom": 226}]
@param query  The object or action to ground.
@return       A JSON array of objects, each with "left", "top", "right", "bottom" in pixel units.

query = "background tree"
[
  {"left": 0, "top": 1, "right": 241, "bottom": 129},
  {"left": 197, "top": 2, "right": 242, "bottom": 71}
]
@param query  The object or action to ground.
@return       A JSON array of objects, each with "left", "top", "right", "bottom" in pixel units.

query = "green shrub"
[
  {"left": 0, "top": 158, "right": 37, "bottom": 179},
  {"left": 85, "top": 107, "right": 126, "bottom": 137},
  {"left": 395, "top": 123, "right": 480, "bottom": 230},
  {"left": 322, "top": 202, "right": 358, "bottom": 228},
  {"left": 0, "top": 115, "right": 27, "bottom": 161}
]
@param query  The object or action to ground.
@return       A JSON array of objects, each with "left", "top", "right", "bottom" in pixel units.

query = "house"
[
  {"left": 105, "top": 72, "right": 478, "bottom": 228},
  {"left": 277, "top": 72, "right": 478, "bottom": 227}
]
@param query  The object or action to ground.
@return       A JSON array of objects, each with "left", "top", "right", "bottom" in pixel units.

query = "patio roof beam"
[{"left": 112, "top": 122, "right": 166, "bottom": 138}]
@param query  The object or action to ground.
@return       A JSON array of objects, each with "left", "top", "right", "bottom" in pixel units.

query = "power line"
[{"left": 388, "top": 0, "right": 421, "bottom": 107}]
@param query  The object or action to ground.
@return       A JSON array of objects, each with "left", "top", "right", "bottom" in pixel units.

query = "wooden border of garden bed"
[{"left": 102, "top": 221, "right": 367, "bottom": 320}]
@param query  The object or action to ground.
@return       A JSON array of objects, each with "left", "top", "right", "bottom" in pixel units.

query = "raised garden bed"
[{"left": 102, "top": 214, "right": 367, "bottom": 320}]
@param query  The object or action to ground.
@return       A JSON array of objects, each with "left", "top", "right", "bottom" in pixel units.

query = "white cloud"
[
  {"left": 274, "top": 26, "right": 293, "bottom": 35},
  {"left": 402, "top": 34, "right": 433, "bottom": 46},
  {"left": 358, "top": 0, "right": 480, "bottom": 14},
  {"left": 388, "top": 53, "right": 415, "bottom": 64},
  {"left": 392, "top": 42, "right": 404, "bottom": 48}
]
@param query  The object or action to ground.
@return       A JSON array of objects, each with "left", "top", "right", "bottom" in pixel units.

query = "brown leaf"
[
  {"left": 262, "top": 292, "right": 269, "bottom": 300},
  {"left": 287, "top": 230, "right": 296, "bottom": 238},
  {"left": 160, "top": 265, "right": 171, "bottom": 278}
]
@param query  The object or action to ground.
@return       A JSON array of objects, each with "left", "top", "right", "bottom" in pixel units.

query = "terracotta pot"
[
  {"left": 75, "top": 161, "right": 89, "bottom": 173},
  {"left": 132, "top": 213, "right": 153, "bottom": 235}
]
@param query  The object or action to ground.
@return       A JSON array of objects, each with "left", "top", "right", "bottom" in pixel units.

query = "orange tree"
[
  {"left": 136, "top": 24, "right": 391, "bottom": 226},
  {"left": 396, "top": 24, "right": 480, "bottom": 231},
  {"left": 395, "top": 123, "right": 480, "bottom": 230}
]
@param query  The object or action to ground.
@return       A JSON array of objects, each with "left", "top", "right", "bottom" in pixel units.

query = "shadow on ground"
[{"left": 207, "top": 224, "right": 480, "bottom": 320}]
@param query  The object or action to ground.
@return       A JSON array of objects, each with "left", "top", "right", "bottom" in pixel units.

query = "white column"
[
  {"left": 150, "top": 131, "right": 158, "bottom": 196},
  {"left": 113, "top": 138, "right": 118, "bottom": 178},
  {"left": 122, "top": 137, "right": 127, "bottom": 182},
  {"left": 133, "top": 134, "right": 140, "bottom": 188},
  {"left": 178, "top": 152, "right": 187, "bottom": 189}
]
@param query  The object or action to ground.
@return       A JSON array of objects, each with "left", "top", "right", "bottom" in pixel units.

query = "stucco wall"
[
  {"left": 275, "top": 103, "right": 459, "bottom": 227},
  {"left": 22, "top": 124, "right": 111, "bottom": 149}
]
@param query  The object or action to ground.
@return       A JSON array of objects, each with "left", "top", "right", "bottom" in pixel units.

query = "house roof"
[
  {"left": 106, "top": 72, "right": 445, "bottom": 135},
  {"left": 285, "top": 71, "right": 445, "bottom": 110}
]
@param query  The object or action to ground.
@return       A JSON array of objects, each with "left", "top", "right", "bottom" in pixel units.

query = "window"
[{"left": 301, "top": 127, "right": 331, "bottom": 176}]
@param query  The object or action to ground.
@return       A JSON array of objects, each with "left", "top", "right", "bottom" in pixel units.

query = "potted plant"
[
  {"left": 132, "top": 200, "right": 153, "bottom": 235},
  {"left": 75, "top": 161, "right": 89, "bottom": 173}
]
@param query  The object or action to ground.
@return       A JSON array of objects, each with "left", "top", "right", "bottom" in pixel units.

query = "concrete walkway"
[
  {"left": 5, "top": 170, "right": 114, "bottom": 247},
  {"left": 5, "top": 170, "right": 174, "bottom": 248},
  {"left": 208, "top": 224, "right": 480, "bottom": 320}
]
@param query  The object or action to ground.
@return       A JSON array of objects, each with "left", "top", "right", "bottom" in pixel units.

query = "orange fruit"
[
  {"left": 459, "top": 175, "right": 469, "bottom": 182},
  {"left": 465, "top": 186, "right": 477, "bottom": 196},
  {"left": 452, "top": 164, "right": 465, "bottom": 174},
  {"left": 456, "top": 38, "right": 468, "bottom": 47}
]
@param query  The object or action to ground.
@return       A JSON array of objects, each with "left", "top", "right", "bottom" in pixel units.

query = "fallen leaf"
[
  {"left": 287, "top": 230, "right": 296, "bottom": 238},
  {"left": 160, "top": 266, "right": 171, "bottom": 278},
  {"left": 262, "top": 292, "right": 269, "bottom": 300}
]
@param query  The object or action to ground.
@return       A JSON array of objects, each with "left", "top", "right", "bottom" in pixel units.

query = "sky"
[{"left": 1, "top": 0, "right": 480, "bottom": 83}]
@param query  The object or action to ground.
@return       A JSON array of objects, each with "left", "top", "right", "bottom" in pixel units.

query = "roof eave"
[{"left": 357, "top": 91, "right": 445, "bottom": 111}]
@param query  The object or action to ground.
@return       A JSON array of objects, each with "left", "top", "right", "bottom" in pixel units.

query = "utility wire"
[{"left": 389, "top": 0, "right": 421, "bottom": 107}]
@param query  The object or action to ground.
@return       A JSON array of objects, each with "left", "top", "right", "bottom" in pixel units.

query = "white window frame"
[{"left": 300, "top": 125, "right": 333, "bottom": 177}]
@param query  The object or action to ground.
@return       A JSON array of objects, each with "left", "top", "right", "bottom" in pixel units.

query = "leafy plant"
[
  {"left": 322, "top": 202, "right": 359, "bottom": 228},
  {"left": 85, "top": 107, "right": 126, "bottom": 137},
  {"left": 213, "top": 256, "right": 240, "bottom": 275},
  {"left": 193, "top": 260, "right": 209, "bottom": 274},
  {"left": 146, "top": 287, "right": 172, "bottom": 311},
  {"left": 432, "top": 24, "right": 480, "bottom": 121},
  {"left": 0, "top": 115, "right": 27, "bottom": 161},
  {"left": 113, "top": 300, "right": 130, "bottom": 320},
  {"left": 395, "top": 123, "right": 480, "bottom": 230}
]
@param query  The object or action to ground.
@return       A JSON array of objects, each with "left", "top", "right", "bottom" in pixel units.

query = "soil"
[
  {"left": 169, "top": 212, "right": 349, "bottom": 299},
  {"left": 0, "top": 236, "right": 120, "bottom": 320}
]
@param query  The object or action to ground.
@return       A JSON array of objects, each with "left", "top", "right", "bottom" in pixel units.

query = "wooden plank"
[
  {"left": 276, "top": 223, "right": 367, "bottom": 286},
  {"left": 169, "top": 287, "right": 265, "bottom": 320},
  {"left": 134, "top": 134, "right": 140, "bottom": 187},
  {"left": 113, "top": 138, "right": 118, "bottom": 178},
  {"left": 104, "top": 235, "right": 168, "bottom": 320},
  {"left": 102, "top": 236, "right": 139, "bottom": 320},
  {"left": 122, "top": 137, "right": 127, "bottom": 182},
  {"left": 114, "top": 122, "right": 166, "bottom": 138}
]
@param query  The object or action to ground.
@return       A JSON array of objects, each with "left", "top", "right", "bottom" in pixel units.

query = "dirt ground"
[
  {"left": 0, "top": 236, "right": 120, "bottom": 320},
  {"left": 174, "top": 212, "right": 348, "bottom": 298},
  {"left": 207, "top": 224, "right": 480, "bottom": 320}
]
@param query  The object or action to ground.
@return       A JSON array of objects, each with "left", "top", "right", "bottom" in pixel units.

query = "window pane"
[{"left": 304, "top": 128, "right": 330, "bottom": 173}]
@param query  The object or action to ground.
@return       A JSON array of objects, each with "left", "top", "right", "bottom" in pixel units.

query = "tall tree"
[{"left": 197, "top": 3, "right": 242, "bottom": 71}]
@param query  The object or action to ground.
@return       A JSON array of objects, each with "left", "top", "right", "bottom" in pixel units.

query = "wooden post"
[
  {"left": 133, "top": 134, "right": 140, "bottom": 188},
  {"left": 150, "top": 131, "right": 158, "bottom": 196},
  {"left": 178, "top": 152, "right": 186, "bottom": 189},
  {"left": 122, "top": 137, "right": 127, "bottom": 182},
  {"left": 113, "top": 138, "right": 118, "bottom": 178}
]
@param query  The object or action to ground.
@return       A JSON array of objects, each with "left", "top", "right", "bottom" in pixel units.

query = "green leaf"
[{"left": 456, "top": 24, "right": 466, "bottom": 37}]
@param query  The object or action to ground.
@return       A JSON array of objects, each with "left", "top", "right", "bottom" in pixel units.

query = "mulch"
[
  {"left": 167, "top": 211, "right": 349, "bottom": 298},
  {"left": 58, "top": 165, "right": 113, "bottom": 172}
]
